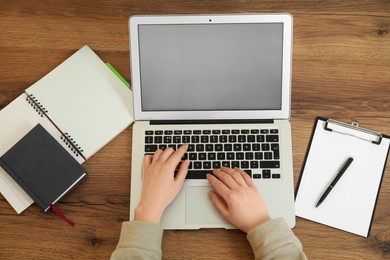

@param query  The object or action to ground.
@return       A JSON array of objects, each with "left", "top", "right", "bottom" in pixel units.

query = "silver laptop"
[{"left": 129, "top": 14, "right": 295, "bottom": 229}]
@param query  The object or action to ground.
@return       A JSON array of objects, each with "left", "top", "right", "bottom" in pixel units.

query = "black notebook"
[{"left": 0, "top": 124, "right": 87, "bottom": 212}]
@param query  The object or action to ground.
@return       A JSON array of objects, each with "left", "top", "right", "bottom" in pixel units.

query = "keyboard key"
[
  {"left": 233, "top": 144, "right": 242, "bottom": 151},
  {"left": 224, "top": 144, "right": 232, "bottom": 151},
  {"left": 217, "top": 153, "right": 226, "bottom": 160},
  {"left": 182, "top": 136, "right": 191, "bottom": 143},
  {"left": 192, "top": 136, "right": 200, "bottom": 143},
  {"left": 219, "top": 135, "right": 228, "bottom": 143},
  {"left": 255, "top": 152, "right": 263, "bottom": 160},
  {"left": 174, "top": 130, "right": 182, "bottom": 135},
  {"left": 262, "top": 143, "right": 270, "bottom": 151},
  {"left": 155, "top": 130, "right": 163, "bottom": 135},
  {"left": 238, "top": 135, "right": 246, "bottom": 142},
  {"left": 244, "top": 169, "right": 252, "bottom": 177},
  {"left": 252, "top": 144, "right": 260, "bottom": 151},
  {"left": 186, "top": 170, "right": 210, "bottom": 179},
  {"left": 188, "top": 144, "right": 195, "bottom": 152},
  {"left": 154, "top": 136, "right": 162, "bottom": 143},
  {"left": 231, "top": 161, "right": 240, "bottom": 168},
  {"left": 173, "top": 136, "right": 181, "bottom": 143},
  {"left": 270, "top": 129, "right": 279, "bottom": 134},
  {"left": 229, "top": 135, "right": 237, "bottom": 142},
  {"left": 245, "top": 152, "right": 254, "bottom": 160},
  {"left": 164, "top": 136, "right": 172, "bottom": 143},
  {"left": 260, "top": 161, "right": 280, "bottom": 168},
  {"left": 222, "top": 161, "right": 230, "bottom": 168},
  {"left": 205, "top": 144, "right": 214, "bottom": 151},
  {"left": 208, "top": 153, "right": 216, "bottom": 160},
  {"left": 241, "top": 129, "right": 249, "bottom": 134},
  {"left": 198, "top": 153, "right": 207, "bottom": 160},
  {"left": 164, "top": 130, "right": 173, "bottom": 135},
  {"left": 212, "top": 130, "right": 221, "bottom": 134},
  {"left": 159, "top": 144, "right": 167, "bottom": 150},
  {"left": 215, "top": 144, "right": 223, "bottom": 151},
  {"left": 222, "top": 130, "right": 230, "bottom": 134},
  {"left": 145, "top": 131, "right": 153, "bottom": 135},
  {"left": 243, "top": 144, "right": 251, "bottom": 151},
  {"left": 203, "top": 161, "right": 212, "bottom": 169},
  {"left": 189, "top": 153, "right": 197, "bottom": 160},
  {"left": 272, "top": 173, "right": 281, "bottom": 179},
  {"left": 260, "top": 129, "right": 269, "bottom": 134},
  {"left": 263, "top": 170, "right": 271, "bottom": 178},
  {"left": 210, "top": 136, "right": 218, "bottom": 143},
  {"left": 227, "top": 152, "right": 235, "bottom": 160},
  {"left": 213, "top": 161, "right": 221, "bottom": 169},
  {"left": 196, "top": 144, "right": 204, "bottom": 151},
  {"left": 193, "top": 130, "right": 201, "bottom": 134},
  {"left": 194, "top": 162, "right": 202, "bottom": 169},
  {"left": 201, "top": 136, "right": 209, "bottom": 143},
  {"left": 145, "top": 145, "right": 158, "bottom": 152},
  {"left": 241, "top": 161, "right": 249, "bottom": 168},
  {"left": 247, "top": 135, "right": 256, "bottom": 142},
  {"left": 257, "top": 135, "right": 265, "bottom": 142},
  {"left": 253, "top": 174, "right": 261, "bottom": 179},
  {"left": 250, "top": 161, "right": 259, "bottom": 168},
  {"left": 184, "top": 130, "right": 192, "bottom": 135},
  {"left": 232, "top": 130, "right": 240, "bottom": 134},
  {"left": 202, "top": 130, "right": 211, "bottom": 134},
  {"left": 145, "top": 136, "right": 153, "bottom": 143},
  {"left": 236, "top": 152, "right": 244, "bottom": 160},
  {"left": 266, "top": 135, "right": 279, "bottom": 142},
  {"left": 264, "top": 152, "right": 273, "bottom": 159}
]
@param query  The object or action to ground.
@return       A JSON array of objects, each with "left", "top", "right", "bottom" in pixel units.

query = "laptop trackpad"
[{"left": 185, "top": 186, "right": 227, "bottom": 224}]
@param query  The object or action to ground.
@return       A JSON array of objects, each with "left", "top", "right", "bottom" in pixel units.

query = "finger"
[
  {"left": 235, "top": 167, "right": 255, "bottom": 187},
  {"left": 167, "top": 144, "right": 189, "bottom": 166},
  {"left": 143, "top": 154, "right": 153, "bottom": 168},
  {"left": 207, "top": 173, "right": 230, "bottom": 198},
  {"left": 212, "top": 168, "right": 239, "bottom": 190},
  {"left": 220, "top": 166, "right": 246, "bottom": 186},
  {"left": 208, "top": 191, "right": 229, "bottom": 218},
  {"left": 175, "top": 159, "right": 190, "bottom": 184},
  {"left": 158, "top": 147, "right": 176, "bottom": 161},
  {"left": 152, "top": 149, "right": 164, "bottom": 161}
]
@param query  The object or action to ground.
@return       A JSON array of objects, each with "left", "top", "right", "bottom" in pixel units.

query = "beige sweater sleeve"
[
  {"left": 110, "top": 221, "right": 163, "bottom": 260},
  {"left": 247, "top": 218, "right": 308, "bottom": 260}
]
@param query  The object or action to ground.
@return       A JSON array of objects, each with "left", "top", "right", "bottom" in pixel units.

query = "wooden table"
[{"left": 0, "top": 1, "right": 389, "bottom": 259}]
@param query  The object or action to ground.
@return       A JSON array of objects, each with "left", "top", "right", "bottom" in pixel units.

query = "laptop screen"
[{"left": 138, "top": 23, "right": 284, "bottom": 112}]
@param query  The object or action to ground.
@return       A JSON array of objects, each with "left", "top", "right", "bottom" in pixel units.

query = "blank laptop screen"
[{"left": 138, "top": 23, "right": 283, "bottom": 111}]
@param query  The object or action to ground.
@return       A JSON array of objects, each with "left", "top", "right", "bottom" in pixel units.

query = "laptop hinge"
[{"left": 150, "top": 119, "right": 274, "bottom": 125}]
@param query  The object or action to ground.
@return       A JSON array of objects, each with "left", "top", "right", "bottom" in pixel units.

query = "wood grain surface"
[{"left": 0, "top": 1, "right": 389, "bottom": 259}]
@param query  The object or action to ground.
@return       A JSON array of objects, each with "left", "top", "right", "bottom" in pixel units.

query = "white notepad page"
[
  {"left": 295, "top": 118, "right": 389, "bottom": 237},
  {"left": 0, "top": 94, "right": 85, "bottom": 213},
  {"left": 25, "top": 45, "right": 134, "bottom": 159}
]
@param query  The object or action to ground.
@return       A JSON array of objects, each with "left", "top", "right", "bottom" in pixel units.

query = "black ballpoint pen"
[{"left": 316, "top": 157, "right": 354, "bottom": 207}]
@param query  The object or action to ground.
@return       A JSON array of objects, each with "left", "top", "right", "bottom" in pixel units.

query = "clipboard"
[{"left": 295, "top": 117, "right": 390, "bottom": 237}]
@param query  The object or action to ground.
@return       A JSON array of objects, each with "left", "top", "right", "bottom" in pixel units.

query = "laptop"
[{"left": 128, "top": 13, "right": 295, "bottom": 229}]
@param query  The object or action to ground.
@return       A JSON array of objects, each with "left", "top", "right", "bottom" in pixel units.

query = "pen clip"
[{"left": 324, "top": 119, "right": 382, "bottom": 145}]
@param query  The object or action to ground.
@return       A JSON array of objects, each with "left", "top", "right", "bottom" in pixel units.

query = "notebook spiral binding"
[
  {"left": 26, "top": 94, "right": 49, "bottom": 117},
  {"left": 26, "top": 93, "right": 85, "bottom": 158},
  {"left": 60, "top": 133, "right": 84, "bottom": 157}
]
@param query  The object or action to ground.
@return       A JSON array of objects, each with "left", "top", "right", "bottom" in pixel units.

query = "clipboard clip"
[{"left": 324, "top": 119, "right": 383, "bottom": 145}]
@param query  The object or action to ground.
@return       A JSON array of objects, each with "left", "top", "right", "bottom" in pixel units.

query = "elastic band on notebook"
[{"left": 51, "top": 205, "right": 75, "bottom": 227}]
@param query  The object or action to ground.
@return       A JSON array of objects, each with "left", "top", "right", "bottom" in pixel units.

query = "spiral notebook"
[
  {"left": 0, "top": 45, "right": 134, "bottom": 214},
  {"left": 295, "top": 117, "right": 390, "bottom": 237}
]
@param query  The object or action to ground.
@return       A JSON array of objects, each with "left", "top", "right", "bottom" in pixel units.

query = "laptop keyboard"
[{"left": 144, "top": 128, "right": 281, "bottom": 180}]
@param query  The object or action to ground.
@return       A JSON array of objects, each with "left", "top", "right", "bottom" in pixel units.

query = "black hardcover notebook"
[{"left": 0, "top": 124, "right": 87, "bottom": 212}]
